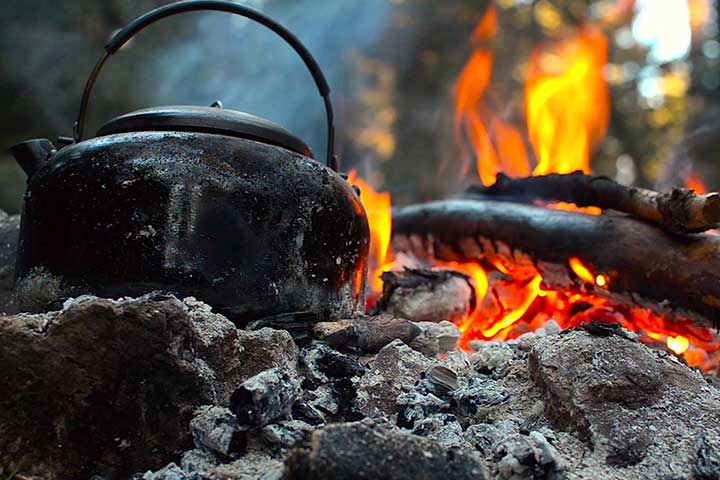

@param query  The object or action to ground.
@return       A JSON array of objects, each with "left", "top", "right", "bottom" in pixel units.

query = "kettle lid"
[{"left": 96, "top": 105, "right": 313, "bottom": 158}]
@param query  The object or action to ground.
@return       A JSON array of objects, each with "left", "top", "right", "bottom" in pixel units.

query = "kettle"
[{"left": 10, "top": 0, "right": 370, "bottom": 324}]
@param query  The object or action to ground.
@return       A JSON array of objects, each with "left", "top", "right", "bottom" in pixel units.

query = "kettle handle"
[{"left": 73, "top": 0, "right": 337, "bottom": 169}]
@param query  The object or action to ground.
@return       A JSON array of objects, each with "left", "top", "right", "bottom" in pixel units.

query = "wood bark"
[
  {"left": 391, "top": 199, "right": 720, "bottom": 328},
  {"left": 466, "top": 172, "right": 720, "bottom": 233}
]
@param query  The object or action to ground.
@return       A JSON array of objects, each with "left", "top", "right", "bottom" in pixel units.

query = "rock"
[
  {"left": 190, "top": 406, "right": 245, "bottom": 457},
  {"left": 356, "top": 339, "right": 433, "bottom": 417},
  {"left": 0, "top": 294, "right": 290, "bottom": 478},
  {"left": 530, "top": 329, "right": 720, "bottom": 473},
  {"left": 283, "top": 421, "right": 487, "bottom": 480},
  {"left": 0, "top": 210, "right": 20, "bottom": 314},
  {"left": 230, "top": 368, "right": 301, "bottom": 430},
  {"left": 494, "top": 432, "right": 566, "bottom": 480},
  {"left": 409, "top": 321, "right": 461, "bottom": 357}
]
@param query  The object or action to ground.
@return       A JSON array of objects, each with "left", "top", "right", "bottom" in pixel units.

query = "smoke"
[{"left": 140, "top": 0, "right": 392, "bottom": 161}]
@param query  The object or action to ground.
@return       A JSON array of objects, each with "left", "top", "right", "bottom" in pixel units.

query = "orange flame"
[
  {"left": 347, "top": 170, "right": 393, "bottom": 294},
  {"left": 350, "top": 5, "right": 720, "bottom": 372},
  {"left": 526, "top": 26, "right": 610, "bottom": 176}
]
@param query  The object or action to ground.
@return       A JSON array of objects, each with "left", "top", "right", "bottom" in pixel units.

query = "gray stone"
[
  {"left": 356, "top": 339, "right": 433, "bottom": 417},
  {"left": 530, "top": 329, "right": 720, "bottom": 474}
]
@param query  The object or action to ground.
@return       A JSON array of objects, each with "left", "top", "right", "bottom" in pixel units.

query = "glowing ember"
[
  {"left": 569, "top": 257, "right": 608, "bottom": 287},
  {"left": 667, "top": 335, "right": 690, "bottom": 355}
]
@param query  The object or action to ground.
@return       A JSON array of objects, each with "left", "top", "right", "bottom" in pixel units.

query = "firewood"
[
  {"left": 466, "top": 171, "right": 720, "bottom": 233},
  {"left": 391, "top": 199, "right": 720, "bottom": 327}
]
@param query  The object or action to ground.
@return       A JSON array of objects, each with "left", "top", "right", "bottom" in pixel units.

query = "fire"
[
  {"left": 351, "top": 4, "right": 720, "bottom": 372},
  {"left": 526, "top": 26, "right": 610, "bottom": 176},
  {"left": 347, "top": 170, "right": 393, "bottom": 294}
]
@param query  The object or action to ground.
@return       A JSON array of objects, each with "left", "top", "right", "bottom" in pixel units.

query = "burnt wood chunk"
[
  {"left": 392, "top": 199, "right": 720, "bottom": 327},
  {"left": 467, "top": 171, "right": 720, "bottom": 233},
  {"left": 283, "top": 421, "right": 487, "bottom": 480},
  {"left": 374, "top": 268, "right": 475, "bottom": 323},
  {"left": 229, "top": 368, "right": 300, "bottom": 430},
  {"left": 313, "top": 314, "right": 421, "bottom": 353}
]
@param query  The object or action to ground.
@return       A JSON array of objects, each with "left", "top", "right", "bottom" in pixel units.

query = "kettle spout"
[{"left": 10, "top": 139, "right": 56, "bottom": 177}]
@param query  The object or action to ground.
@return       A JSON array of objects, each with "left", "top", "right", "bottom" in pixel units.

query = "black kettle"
[{"left": 10, "top": 0, "right": 370, "bottom": 323}]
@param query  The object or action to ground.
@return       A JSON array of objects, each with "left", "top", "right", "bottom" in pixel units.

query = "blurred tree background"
[{"left": 1, "top": 0, "right": 719, "bottom": 213}]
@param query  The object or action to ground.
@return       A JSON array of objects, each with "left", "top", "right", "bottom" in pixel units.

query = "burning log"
[
  {"left": 467, "top": 172, "right": 720, "bottom": 234},
  {"left": 391, "top": 199, "right": 720, "bottom": 327}
]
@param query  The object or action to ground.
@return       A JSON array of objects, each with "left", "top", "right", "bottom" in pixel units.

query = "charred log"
[
  {"left": 466, "top": 172, "right": 720, "bottom": 233},
  {"left": 372, "top": 268, "right": 475, "bottom": 323},
  {"left": 391, "top": 199, "right": 720, "bottom": 327}
]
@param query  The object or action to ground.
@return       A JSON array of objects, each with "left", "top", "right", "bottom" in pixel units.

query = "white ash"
[{"left": 4, "top": 293, "right": 720, "bottom": 479}]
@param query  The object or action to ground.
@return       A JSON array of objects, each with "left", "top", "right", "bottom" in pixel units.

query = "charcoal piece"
[
  {"left": 695, "top": 431, "right": 720, "bottom": 480},
  {"left": 189, "top": 406, "right": 245, "bottom": 457},
  {"left": 313, "top": 314, "right": 421, "bottom": 353},
  {"left": 579, "top": 321, "right": 638, "bottom": 341},
  {"left": 307, "top": 384, "right": 340, "bottom": 416},
  {"left": 300, "top": 343, "right": 366, "bottom": 384},
  {"left": 373, "top": 268, "right": 475, "bottom": 323},
  {"left": 283, "top": 421, "right": 487, "bottom": 480},
  {"left": 230, "top": 368, "right": 301, "bottom": 430},
  {"left": 262, "top": 420, "right": 314, "bottom": 450},
  {"left": 426, "top": 365, "right": 458, "bottom": 394},
  {"left": 411, "top": 413, "right": 469, "bottom": 450},
  {"left": 465, "top": 423, "right": 504, "bottom": 457},
  {"left": 247, "top": 311, "right": 321, "bottom": 347},
  {"left": 141, "top": 463, "right": 196, "bottom": 480},
  {"left": 409, "top": 321, "right": 461, "bottom": 357},
  {"left": 181, "top": 451, "right": 283, "bottom": 480},
  {"left": 180, "top": 449, "right": 220, "bottom": 478},
  {"left": 291, "top": 401, "right": 326, "bottom": 426},
  {"left": 356, "top": 340, "right": 434, "bottom": 417},
  {"left": 494, "top": 432, "right": 566, "bottom": 480},
  {"left": 452, "top": 377, "right": 510, "bottom": 419},
  {"left": 396, "top": 390, "right": 449, "bottom": 429}
]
